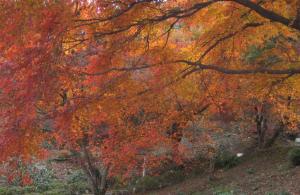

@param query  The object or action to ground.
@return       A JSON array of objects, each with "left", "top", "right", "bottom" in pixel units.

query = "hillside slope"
[{"left": 144, "top": 146, "right": 300, "bottom": 195}]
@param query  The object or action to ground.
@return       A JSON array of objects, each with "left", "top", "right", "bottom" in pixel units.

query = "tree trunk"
[
  {"left": 255, "top": 112, "right": 265, "bottom": 148},
  {"left": 264, "top": 121, "right": 284, "bottom": 148},
  {"left": 99, "top": 166, "right": 109, "bottom": 194},
  {"left": 255, "top": 105, "right": 271, "bottom": 149},
  {"left": 82, "top": 146, "right": 108, "bottom": 195},
  {"left": 207, "top": 146, "right": 217, "bottom": 181},
  {"left": 208, "top": 157, "right": 216, "bottom": 181}
]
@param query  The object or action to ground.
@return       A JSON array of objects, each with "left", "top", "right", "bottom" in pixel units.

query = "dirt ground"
[{"left": 143, "top": 146, "right": 300, "bottom": 195}]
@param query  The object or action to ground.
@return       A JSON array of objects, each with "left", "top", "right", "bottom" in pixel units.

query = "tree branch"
[
  {"left": 177, "top": 60, "right": 300, "bottom": 75},
  {"left": 230, "top": 0, "right": 300, "bottom": 31}
]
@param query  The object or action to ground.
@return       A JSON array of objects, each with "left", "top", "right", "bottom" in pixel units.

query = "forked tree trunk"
[
  {"left": 255, "top": 107, "right": 285, "bottom": 149},
  {"left": 82, "top": 146, "right": 108, "bottom": 195}
]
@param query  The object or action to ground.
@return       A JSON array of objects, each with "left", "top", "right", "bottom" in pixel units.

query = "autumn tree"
[{"left": 1, "top": 0, "right": 300, "bottom": 194}]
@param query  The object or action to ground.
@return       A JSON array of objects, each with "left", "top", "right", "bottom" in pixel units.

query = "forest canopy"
[{"left": 0, "top": 0, "right": 300, "bottom": 194}]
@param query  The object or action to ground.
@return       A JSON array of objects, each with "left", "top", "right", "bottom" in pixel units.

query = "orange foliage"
[{"left": 0, "top": 0, "right": 300, "bottom": 183}]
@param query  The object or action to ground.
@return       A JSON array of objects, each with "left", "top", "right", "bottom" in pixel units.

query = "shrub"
[
  {"left": 28, "top": 163, "right": 56, "bottom": 191},
  {"left": 65, "top": 170, "right": 90, "bottom": 194},
  {"left": 47, "top": 181, "right": 68, "bottom": 191},
  {"left": 0, "top": 186, "right": 24, "bottom": 195},
  {"left": 68, "top": 181, "right": 91, "bottom": 194},
  {"left": 42, "top": 188, "right": 70, "bottom": 195},
  {"left": 246, "top": 168, "right": 255, "bottom": 174},
  {"left": 110, "top": 175, "right": 125, "bottom": 189},
  {"left": 134, "top": 176, "right": 161, "bottom": 191},
  {"left": 0, "top": 187, "right": 11, "bottom": 195},
  {"left": 67, "top": 170, "right": 88, "bottom": 183},
  {"left": 279, "top": 191, "right": 291, "bottom": 195},
  {"left": 23, "top": 186, "right": 36, "bottom": 193},
  {"left": 215, "top": 150, "right": 240, "bottom": 169},
  {"left": 288, "top": 147, "right": 300, "bottom": 166},
  {"left": 130, "top": 166, "right": 186, "bottom": 192},
  {"left": 159, "top": 169, "right": 185, "bottom": 185},
  {"left": 0, "top": 186, "right": 36, "bottom": 195}
]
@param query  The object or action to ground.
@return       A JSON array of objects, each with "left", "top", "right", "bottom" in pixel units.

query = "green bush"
[
  {"left": 0, "top": 186, "right": 35, "bottom": 194},
  {"left": 279, "top": 191, "right": 291, "bottom": 195},
  {"left": 67, "top": 170, "right": 87, "bottom": 183},
  {"left": 65, "top": 170, "right": 90, "bottom": 194},
  {"left": 23, "top": 186, "right": 36, "bottom": 193},
  {"left": 159, "top": 169, "right": 185, "bottom": 185},
  {"left": 134, "top": 176, "right": 161, "bottom": 191},
  {"left": 110, "top": 175, "right": 125, "bottom": 189},
  {"left": 28, "top": 163, "right": 56, "bottom": 191},
  {"left": 29, "top": 180, "right": 88, "bottom": 195},
  {"left": 129, "top": 166, "right": 186, "bottom": 192},
  {"left": 48, "top": 181, "right": 67, "bottom": 188},
  {"left": 42, "top": 188, "right": 69, "bottom": 195},
  {"left": 215, "top": 151, "right": 240, "bottom": 169},
  {"left": 288, "top": 147, "right": 300, "bottom": 166},
  {"left": 0, "top": 176, "right": 90, "bottom": 195},
  {"left": 68, "top": 181, "right": 90, "bottom": 194},
  {"left": 246, "top": 168, "right": 255, "bottom": 175},
  {"left": 0, "top": 186, "right": 25, "bottom": 195}
]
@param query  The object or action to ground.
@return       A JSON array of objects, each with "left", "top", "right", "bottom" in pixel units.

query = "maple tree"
[{"left": 0, "top": 0, "right": 300, "bottom": 194}]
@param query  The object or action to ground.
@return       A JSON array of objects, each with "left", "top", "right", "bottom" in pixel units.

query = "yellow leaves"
[
  {"left": 269, "top": 0, "right": 297, "bottom": 19},
  {"left": 172, "top": 74, "right": 201, "bottom": 102}
]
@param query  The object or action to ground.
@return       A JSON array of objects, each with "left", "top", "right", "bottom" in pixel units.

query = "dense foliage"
[{"left": 0, "top": 0, "right": 300, "bottom": 194}]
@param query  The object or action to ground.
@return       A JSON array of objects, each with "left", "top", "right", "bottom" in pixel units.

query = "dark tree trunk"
[
  {"left": 255, "top": 106, "right": 266, "bottom": 149},
  {"left": 82, "top": 146, "right": 108, "bottom": 195},
  {"left": 255, "top": 105, "right": 278, "bottom": 149},
  {"left": 255, "top": 108, "right": 285, "bottom": 148}
]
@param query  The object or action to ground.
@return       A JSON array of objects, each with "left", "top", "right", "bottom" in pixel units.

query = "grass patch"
[{"left": 0, "top": 176, "right": 90, "bottom": 195}]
